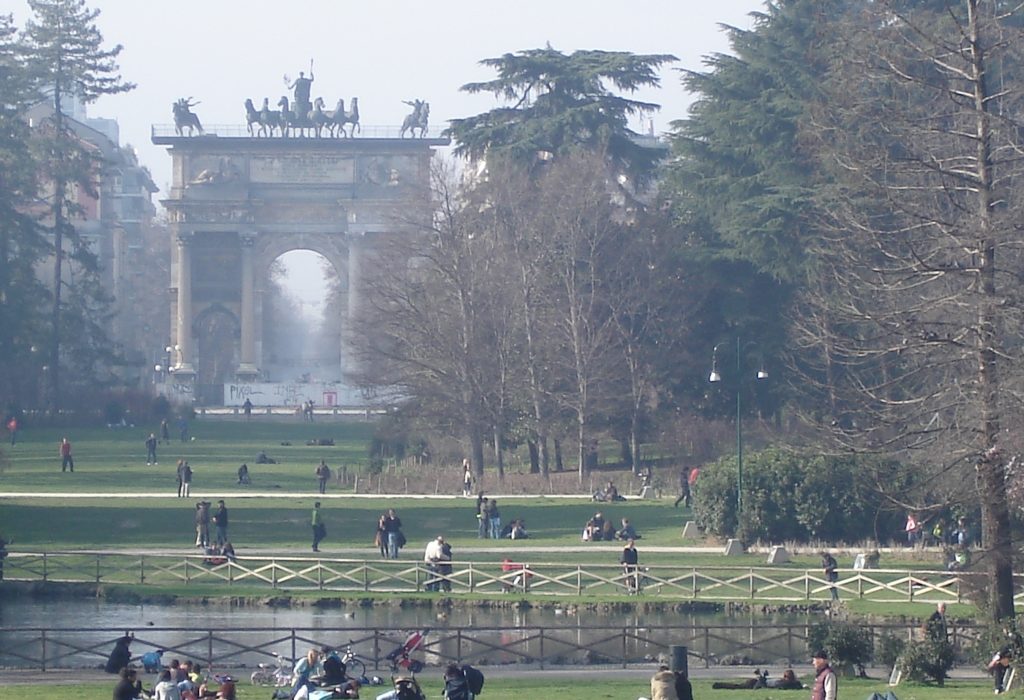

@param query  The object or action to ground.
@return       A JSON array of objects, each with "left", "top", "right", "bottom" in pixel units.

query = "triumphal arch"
[{"left": 153, "top": 95, "right": 445, "bottom": 406}]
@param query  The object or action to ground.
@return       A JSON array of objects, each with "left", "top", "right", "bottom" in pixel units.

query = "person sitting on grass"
[
  {"left": 582, "top": 512, "right": 605, "bottom": 541},
  {"left": 616, "top": 518, "right": 640, "bottom": 540},
  {"left": 236, "top": 464, "right": 250, "bottom": 485}
]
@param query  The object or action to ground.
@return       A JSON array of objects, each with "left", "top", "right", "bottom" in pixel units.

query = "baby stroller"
[
  {"left": 374, "top": 675, "right": 425, "bottom": 700},
  {"left": 385, "top": 628, "right": 428, "bottom": 674}
]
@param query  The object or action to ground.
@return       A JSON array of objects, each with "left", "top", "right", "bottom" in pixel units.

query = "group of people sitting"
[
  {"left": 112, "top": 658, "right": 236, "bottom": 700},
  {"left": 202, "top": 542, "right": 236, "bottom": 566},
  {"left": 287, "top": 647, "right": 361, "bottom": 700},
  {"left": 711, "top": 668, "right": 803, "bottom": 691},
  {"left": 582, "top": 511, "right": 641, "bottom": 542},
  {"left": 498, "top": 518, "right": 528, "bottom": 539}
]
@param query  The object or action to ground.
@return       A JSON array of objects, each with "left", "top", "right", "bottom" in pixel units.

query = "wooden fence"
[
  {"left": 1, "top": 552, "right": 1004, "bottom": 603},
  {"left": 0, "top": 622, "right": 986, "bottom": 672}
]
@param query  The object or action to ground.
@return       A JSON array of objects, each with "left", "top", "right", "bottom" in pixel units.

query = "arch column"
[
  {"left": 174, "top": 232, "right": 195, "bottom": 376},
  {"left": 236, "top": 231, "right": 258, "bottom": 380}
]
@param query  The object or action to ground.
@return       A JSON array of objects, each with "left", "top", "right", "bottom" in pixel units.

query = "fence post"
[
  {"left": 291, "top": 630, "right": 296, "bottom": 665},
  {"left": 207, "top": 630, "right": 214, "bottom": 668},
  {"left": 140, "top": 556, "right": 145, "bottom": 584},
  {"left": 272, "top": 560, "right": 278, "bottom": 589},
  {"left": 185, "top": 557, "right": 190, "bottom": 584},
  {"left": 805, "top": 571, "right": 810, "bottom": 600},
  {"left": 908, "top": 572, "right": 914, "bottom": 602},
  {"left": 749, "top": 568, "right": 754, "bottom": 598},
  {"left": 692, "top": 567, "right": 697, "bottom": 599},
  {"left": 622, "top": 627, "right": 628, "bottom": 668},
  {"left": 457, "top": 630, "right": 463, "bottom": 664},
  {"left": 363, "top": 563, "right": 369, "bottom": 592},
  {"left": 539, "top": 628, "right": 545, "bottom": 670},
  {"left": 318, "top": 562, "right": 323, "bottom": 591},
  {"left": 577, "top": 566, "right": 582, "bottom": 595},
  {"left": 42, "top": 552, "right": 47, "bottom": 582},
  {"left": 704, "top": 628, "right": 710, "bottom": 668},
  {"left": 41, "top": 629, "right": 46, "bottom": 672},
  {"left": 96, "top": 555, "right": 101, "bottom": 584},
  {"left": 468, "top": 563, "right": 474, "bottom": 593}
]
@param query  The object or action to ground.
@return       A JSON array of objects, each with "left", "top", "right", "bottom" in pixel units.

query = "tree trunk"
[
  {"left": 968, "top": 0, "right": 1014, "bottom": 622},
  {"left": 493, "top": 425, "right": 504, "bottom": 479},
  {"left": 527, "top": 439, "right": 539, "bottom": 473}
]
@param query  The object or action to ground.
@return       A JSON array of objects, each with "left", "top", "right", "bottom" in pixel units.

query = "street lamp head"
[
  {"left": 709, "top": 370, "right": 722, "bottom": 383},
  {"left": 165, "top": 345, "right": 173, "bottom": 354},
  {"left": 154, "top": 364, "right": 163, "bottom": 373},
  {"left": 757, "top": 368, "right": 768, "bottom": 380}
]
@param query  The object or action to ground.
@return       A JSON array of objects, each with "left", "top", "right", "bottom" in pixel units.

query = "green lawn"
[
  {"left": 1, "top": 419, "right": 375, "bottom": 492},
  {"left": 0, "top": 418, "right": 977, "bottom": 616},
  {"left": 0, "top": 676, "right": 998, "bottom": 700}
]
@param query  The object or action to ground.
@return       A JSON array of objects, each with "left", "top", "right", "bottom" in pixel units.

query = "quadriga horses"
[{"left": 328, "top": 98, "right": 360, "bottom": 138}]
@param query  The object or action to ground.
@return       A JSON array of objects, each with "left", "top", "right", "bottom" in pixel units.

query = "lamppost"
[{"left": 709, "top": 337, "right": 768, "bottom": 534}]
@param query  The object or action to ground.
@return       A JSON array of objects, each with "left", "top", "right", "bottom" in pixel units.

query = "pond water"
[{"left": 0, "top": 598, "right": 817, "bottom": 671}]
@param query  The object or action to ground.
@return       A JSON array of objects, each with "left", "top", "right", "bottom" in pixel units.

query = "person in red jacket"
[{"left": 59, "top": 437, "right": 74, "bottom": 472}]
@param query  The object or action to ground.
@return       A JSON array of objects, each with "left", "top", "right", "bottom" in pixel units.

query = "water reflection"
[{"left": 0, "top": 599, "right": 815, "bottom": 670}]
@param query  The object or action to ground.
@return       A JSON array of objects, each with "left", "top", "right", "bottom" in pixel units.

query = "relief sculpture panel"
[{"left": 250, "top": 154, "right": 355, "bottom": 184}]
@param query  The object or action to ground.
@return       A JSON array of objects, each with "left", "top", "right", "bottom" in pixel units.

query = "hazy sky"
[{"left": 5, "top": 0, "right": 764, "bottom": 305}]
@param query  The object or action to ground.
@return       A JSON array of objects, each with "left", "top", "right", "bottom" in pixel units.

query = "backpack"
[{"left": 462, "top": 664, "right": 485, "bottom": 695}]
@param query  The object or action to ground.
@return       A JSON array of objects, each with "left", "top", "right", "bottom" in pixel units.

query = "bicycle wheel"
[{"left": 347, "top": 657, "right": 366, "bottom": 679}]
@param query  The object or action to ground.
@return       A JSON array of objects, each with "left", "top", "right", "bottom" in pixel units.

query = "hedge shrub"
[{"left": 692, "top": 447, "right": 906, "bottom": 543}]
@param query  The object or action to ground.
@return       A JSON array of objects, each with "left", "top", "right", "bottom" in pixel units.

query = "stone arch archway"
[
  {"left": 156, "top": 133, "right": 446, "bottom": 405},
  {"left": 259, "top": 243, "right": 348, "bottom": 385}
]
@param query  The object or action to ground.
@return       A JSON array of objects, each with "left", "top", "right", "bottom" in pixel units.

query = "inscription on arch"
[{"left": 250, "top": 155, "right": 355, "bottom": 184}]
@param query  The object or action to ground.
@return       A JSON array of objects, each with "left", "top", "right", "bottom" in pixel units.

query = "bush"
[
  {"left": 807, "top": 621, "right": 873, "bottom": 675},
  {"left": 692, "top": 448, "right": 907, "bottom": 542},
  {"left": 897, "top": 637, "right": 954, "bottom": 685}
]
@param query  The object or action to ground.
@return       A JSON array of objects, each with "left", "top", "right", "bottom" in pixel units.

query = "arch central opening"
[{"left": 262, "top": 249, "right": 342, "bottom": 383}]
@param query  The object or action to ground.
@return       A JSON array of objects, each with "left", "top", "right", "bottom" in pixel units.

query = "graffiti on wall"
[{"left": 225, "top": 383, "right": 353, "bottom": 407}]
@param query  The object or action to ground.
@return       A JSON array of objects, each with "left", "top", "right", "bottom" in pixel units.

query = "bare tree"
[{"left": 805, "top": 0, "right": 1024, "bottom": 620}]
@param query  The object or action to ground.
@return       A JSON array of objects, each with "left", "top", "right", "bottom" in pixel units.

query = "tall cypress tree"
[
  {"left": 22, "top": 0, "right": 133, "bottom": 410},
  {"left": 0, "top": 13, "right": 48, "bottom": 409}
]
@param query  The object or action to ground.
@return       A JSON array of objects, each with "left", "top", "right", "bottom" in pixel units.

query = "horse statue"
[
  {"left": 329, "top": 97, "right": 360, "bottom": 138},
  {"left": 244, "top": 99, "right": 260, "bottom": 136},
  {"left": 277, "top": 95, "right": 298, "bottom": 137},
  {"left": 400, "top": 99, "right": 429, "bottom": 138},
  {"left": 310, "top": 97, "right": 331, "bottom": 138},
  {"left": 259, "top": 97, "right": 281, "bottom": 137},
  {"left": 172, "top": 97, "right": 203, "bottom": 136}
]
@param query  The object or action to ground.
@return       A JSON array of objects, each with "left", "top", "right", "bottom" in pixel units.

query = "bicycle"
[
  {"left": 337, "top": 641, "right": 367, "bottom": 680},
  {"left": 250, "top": 653, "right": 292, "bottom": 687}
]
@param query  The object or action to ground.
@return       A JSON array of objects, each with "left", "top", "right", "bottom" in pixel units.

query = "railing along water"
[
  {"left": 1, "top": 552, "right": 996, "bottom": 603},
  {"left": 0, "top": 623, "right": 986, "bottom": 672}
]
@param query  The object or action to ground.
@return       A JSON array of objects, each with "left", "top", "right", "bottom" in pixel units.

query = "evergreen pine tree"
[{"left": 22, "top": 0, "right": 133, "bottom": 409}]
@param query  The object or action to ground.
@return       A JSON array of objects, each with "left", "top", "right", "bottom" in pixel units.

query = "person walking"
[
  {"left": 488, "top": 499, "right": 501, "bottom": 539},
  {"left": 180, "top": 461, "right": 193, "bottom": 498},
  {"left": 462, "top": 459, "right": 473, "bottom": 497},
  {"left": 621, "top": 539, "right": 640, "bottom": 594},
  {"left": 242, "top": 398, "right": 253, "bottom": 420},
  {"left": 810, "top": 649, "right": 837, "bottom": 700},
  {"left": 195, "top": 501, "right": 210, "bottom": 548},
  {"left": 176, "top": 459, "right": 186, "bottom": 497},
  {"left": 59, "top": 437, "right": 74, "bottom": 472},
  {"left": 6, "top": 416, "right": 17, "bottom": 446},
  {"left": 821, "top": 550, "right": 839, "bottom": 601},
  {"left": 311, "top": 502, "right": 326, "bottom": 552},
  {"left": 178, "top": 417, "right": 188, "bottom": 443},
  {"left": 213, "top": 500, "right": 229, "bottom": 546},
  {"left": 475, "top": 493, "right": 488, "bottom": 539},
  {"left": 673, "top": 468, "right": 692, "bottom": 508},
  {"left": 382, "top": 508, "right": 402, "bottom": 559},
  {"left": 315, "top": 459, "right": 331, "bottom": 494},
  {"left": 145, "top": 433, "right": 158, "bottom": 465},
  {"left": 423, "top": 535, "right": 444, "bottom": 592},
  {"left": 160, "top": 419, "right": 170, "bottom": 444}
]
